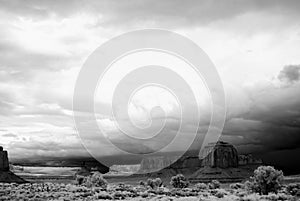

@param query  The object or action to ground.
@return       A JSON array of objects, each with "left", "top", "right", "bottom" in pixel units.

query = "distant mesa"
[
  {"left": 0, "top": 146, "right": 27, "bottom": 183},
  {"left": 238, "top": 154, "right": 263, "bottom": 165},
  {"left": 76, "top": 161, "right": 109, "bottom": 176},
  {"left": 138, "top": 141, "right": 262, "bottom": 182},
  {"left": 138, "top": 155, "right": 202, "bottom": 177},
  {"left": 11, "top": 157, "right": 110, "bottom": 174}
]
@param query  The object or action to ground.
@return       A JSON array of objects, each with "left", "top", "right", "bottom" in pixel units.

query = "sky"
[{"left": 0, "top": 0, "right": 300, "bottom": 172}]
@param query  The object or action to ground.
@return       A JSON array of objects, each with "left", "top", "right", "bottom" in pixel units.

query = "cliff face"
[
  {"left": 199, "top": 141, "right": 239, "bottom": 168},
  {"left": 139, "top": 141, "right": 240, "bottom": 174},
  {"left": 138, "top": 155, "right": 202, "bottom": 175},
  {"left": 0, "top": 146, "right": 27, "bottom": 183},
  {"left": 169, "top": 155, "right": 202, "bottom": 169},
  {"left": 0, "top": 147, "right": 9, "bottom": 171}
]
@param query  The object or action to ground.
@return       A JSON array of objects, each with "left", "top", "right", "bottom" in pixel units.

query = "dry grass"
[{"left": 0, "top": 181, "right": 299, "bottom": 200}]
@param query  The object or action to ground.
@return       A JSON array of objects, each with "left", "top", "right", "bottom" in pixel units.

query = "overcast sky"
[{"left": 0, "top": 0, "right": 300, "bottom": 171}]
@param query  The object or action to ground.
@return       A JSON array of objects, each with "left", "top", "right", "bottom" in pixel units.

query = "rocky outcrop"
[
  {"left": 0, "top": 146, "right": 26, "bottom": 183},
  {"left": 139, "top": 141, "right": 240, "bottom": 176},
  {"left": 138, "top": 155, "right": 202, "bottom": 174},
  {"left": 238, "top": 154, "right": 263, "bottom": 166},
  {"left": 0, "top": 147, "right": 9, "bottom": 171},
  {"left": 138, "top": 155, "right": 202, "bottom": 178},
  {"left": 138, "top": 156, "right": 178, "bottom": 174},
  {"left": 134, "top": 141, "right": 262, "bottom": 182},
  {"left": 199, "top": 141, "right": 239, "bottom": 168},
  {"left": 169, "top": 155, "right": 202, "bottom": 170},
  {"left": 191, "top": 142, "right": 259, "bottom": 182}
]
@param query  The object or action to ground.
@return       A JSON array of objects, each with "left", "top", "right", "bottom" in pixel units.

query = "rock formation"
[
  {"left": 137, "top": 141, "right": 262, "bottom": 182},
  {"left": 191, "top": 141, "right": 261, "bottom": 182},
  {"left": 238, "top": 154, "right": 263, "bottom": 166},
  {"left": 138, "top": 155, "right": 202, "bottom": 177},
  {"left": 0, "top": 146, "right": 9, "bottom": 171},
  {"left": 138, "top": 156, "right": 179, "bottom": 174},
  {"left": 199, "top": 141, "right": 239, "bottom": 168},
  {"left": 86, "top": 161, "right": 110, "bottom": 174},
  {"left": 0, "top": 146, "right": 26, "bottom": 183}
]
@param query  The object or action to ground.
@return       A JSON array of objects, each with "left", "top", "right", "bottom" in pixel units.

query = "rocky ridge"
[{"left": 138, "top": 141, "right": 262, "bottom": 182}]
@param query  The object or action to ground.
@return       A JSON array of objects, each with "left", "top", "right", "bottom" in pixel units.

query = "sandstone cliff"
[
  {"left": 199, "top": 141, "right": 239, "bottom": 168},
  {"left": 0, "top": 147, "right": 9, "bottom": 171},
  {"left": 137, "top": 141, "right": 263, "bottom": 181}
]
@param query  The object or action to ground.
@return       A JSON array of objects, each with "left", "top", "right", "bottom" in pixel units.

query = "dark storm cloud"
[
  {"left": 222, "top": 65, "right": 300, "bottom": 156},
  {"left": 1, "top": 0, "right": 300, "bottom": 27},
  {"left": 278, "top": 65, "right": 300, "bottom": 83},
  {"left": 223, "top": 119, "right": 300, "bottom": 153}
]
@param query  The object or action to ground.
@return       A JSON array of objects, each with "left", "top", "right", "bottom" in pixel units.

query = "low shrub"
[
  {"left": 245, "top": 180, "right": 256, "bottom": 192},
  {"left": 235, "top": 189, "right": 248, "bottom": 198},
  {"left": 276, "top": 192, "right": 295, "bottom": 200},
  {"left": 208, "top": 180, "right": 221, "bottom": 189},
  {"left": 95, "top": 191, "right": 113, "bottom": 200},
  {"left": 285, "top": 183, "right": 300, "bottom": 196},
  {"left": 174, "top": 189, "right": 189, "bottom": 197},
  {"left": 246, "top": 166, "right": 283, "bottom": 195},
  {"left": 153, "top": 178, "right": 163, "bottom": 188},
  {"left": 195, "top": 183, "right": 208, "bottom": 191},
  {"left": 90, "top": 172, "right": 108, "bottom": 188},
  {"left": 78, "top": 172, "right": 108, "bottom": 188},
  {"left": 75, "top": 175, "right": 85, "bottom": 185},
  {"left": 146, "top": 178, "right": 163, "bottom": 189},
  {"left": 155, "top": 187, "right": 170, "bottom": 196},
  {"left": 115, "top": 183, "right": 135, "bottom": 192},
  {"left": 240, "top": 193, "right": 261, "bottom": 201},
  {"left": 230, "top": 182, "right": 244, "bottom": 189},
  {"left": 112, "top": 191, "right": 126, "bottom": 200},
  {"left": 139, "top": 180, "right": 145, "bottom": 186},
  {"left": 140, "top": 191, "right": 149, "bottom": 198},
  {"left": 214, "top": 189, "right": 227, "bottom": 198},
  {"left": 183, "top": 189, "right": 198, "bottom": 197},
  {"left": 261, "top": 192, "right": 279, "bottom": 201},
  {"left": 170, "top": 174, "right": 189, "bottom": 188}
]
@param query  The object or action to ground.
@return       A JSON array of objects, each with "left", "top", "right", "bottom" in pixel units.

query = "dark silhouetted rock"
[
  {"left": 0, "top": 146, "right": 9, "bottom": 171},
  {"left": 0, "top": 146, "right": 27, "bottom": 183},
  {"left": 199, "top": 141, "right": 238, "bottom": 168},
  {"left": 191, "top": 141, "right": 261, "bottom": 182},
  {"left": 238, "top": 154, "right": 263, "bottom": 166}
]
